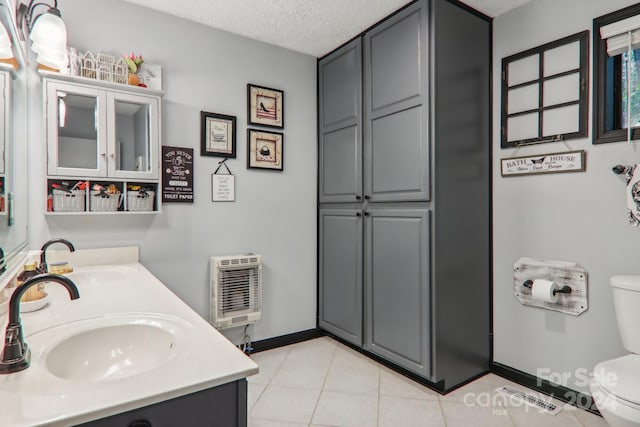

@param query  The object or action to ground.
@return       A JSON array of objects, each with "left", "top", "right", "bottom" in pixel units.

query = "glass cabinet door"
[
  {"left": 46, "top": 81, "right": 107, "bottom": 177},
  {"left": 107, "top": 92, "right": 159, "bottom": 180}
]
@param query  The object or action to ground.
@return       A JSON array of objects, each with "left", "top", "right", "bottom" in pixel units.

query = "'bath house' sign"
[{"left": 501, "top": 150, "right": 586, "bottom": 177}]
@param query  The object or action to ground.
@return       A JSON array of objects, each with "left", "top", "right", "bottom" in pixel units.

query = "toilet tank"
[{"left": 611, "top": 275, "right": 640, "bottom": 354}]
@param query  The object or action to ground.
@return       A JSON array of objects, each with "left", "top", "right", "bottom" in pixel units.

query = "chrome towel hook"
[{"left": 612, "top": 165, "right": 629, "bottom": 175}]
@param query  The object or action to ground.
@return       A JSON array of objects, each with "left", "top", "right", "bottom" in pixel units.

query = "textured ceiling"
[{"left": 121, "top": 0, "right": 533, "bottom": 57}]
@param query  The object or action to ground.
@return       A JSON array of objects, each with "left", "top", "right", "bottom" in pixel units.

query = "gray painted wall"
[
  {"left": 493, "top": 0, "right": 640, "bottom": 394},
  {"left": 27, "top": 0, "right": 317, "bottom": 343}
]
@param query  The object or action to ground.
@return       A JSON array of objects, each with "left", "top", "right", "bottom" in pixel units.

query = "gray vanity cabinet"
[
  {"left": 364, "top": 208, "right": 430, "bottom": 376},
  {"left": 318, "top": 39, "right": 362, "bottom": 203},
  {"left": 76, "top": 380, "right": 247, "bottom": 426},
  {"left": 363, "top": 3, "right": 429, "bottom": 202},
  {"left": 318, "top": 0, "right": 490, "bottom": 392},
  {"left": 318, "top": 209, "right": 363, "bottom": 345}
]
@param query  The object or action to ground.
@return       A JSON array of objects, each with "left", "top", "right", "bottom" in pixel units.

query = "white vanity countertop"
[{"left": 0, "top": 249, "right": 258, "bottom": 426}]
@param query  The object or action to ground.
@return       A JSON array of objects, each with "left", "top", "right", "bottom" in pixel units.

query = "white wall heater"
[{"left": 210, "top": 254, "right": 262, "bottom": 329}]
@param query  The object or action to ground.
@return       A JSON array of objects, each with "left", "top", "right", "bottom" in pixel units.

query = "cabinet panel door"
[
  {"left": 320, "top": 125, "right": 360, "bottom": 201},
  {"left": 369, "top": 105, "right": 426, "bottom": 199},
  {"left": 319, "top": 209, "right": 363, "bottom": 346},
  {"left": 319, "top": 39, "right": 362, "bottom": 203},
  {"left": 320, "top": 39, "right": 361, "bottom": 129},
  {"left": 46, "top": 81, "right": 107, "bottom": 177},
  {"left": 367, "top": 10, "right": 422, "bottom": 111},
  {"left": 365, "top": 208, "right": 430, "bottom": 377},
  {"left": 364, "top": 2, "right": 429, "bottom": 202},
  {"left": 107, "top": 91, "right": 160, "bottom": 180}
]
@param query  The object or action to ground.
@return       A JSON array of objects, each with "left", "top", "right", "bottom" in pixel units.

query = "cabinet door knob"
[
  {"left": 356, "top": 195, "right": 362, "bottom": 201},
  {"left": 109, "top": 153, "right": 115, "bottom": 159},
  {"left": 356, "top": 212, "right": 362, "bottom": 217},
  {"left": 363, "top": 211, "right": 370, "bottom": 217},
  {"left": 128, "top": 420, "right": 152, "bottom": 427},
  {"left": 364, "top": 195, "right": 370, "bottom": 200},
  {"left": 99, "top": 152, "right": 106, "bottom": 157}
]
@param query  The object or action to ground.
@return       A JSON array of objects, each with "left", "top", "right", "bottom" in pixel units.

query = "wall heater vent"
[{"left": 210, "top": 254, "right": 262, "bottom": 329}]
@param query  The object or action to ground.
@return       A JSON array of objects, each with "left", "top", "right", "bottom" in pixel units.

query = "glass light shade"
[
  {"left": 29, "top": 9, "right": 67, "bottom": 48},
  {"left": 36, "top": 50, "right": 68, "bottom": 70},
  {"left": 0, "top": 46, "right": 13, "bottom": 59},
  {"left": 0, "top": 23, "right": 11, "bottom": 49},
  {"left": 31, "top": 41, "right": 66, "bottom": 55},
  {"left": 35, "top": 47, "right": 66, "bottom": 63}
]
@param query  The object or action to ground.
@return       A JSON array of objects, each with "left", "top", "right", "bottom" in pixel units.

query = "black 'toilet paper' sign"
[{"left": 162, "top": 146, "right": 194, "bottom": 202}]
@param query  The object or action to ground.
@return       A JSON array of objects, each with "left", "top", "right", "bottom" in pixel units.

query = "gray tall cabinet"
[{"left": 318, "top": 0, "right": 491, "bottom": 391}]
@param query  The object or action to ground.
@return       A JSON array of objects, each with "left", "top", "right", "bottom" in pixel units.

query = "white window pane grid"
[
  {"left": 543, "top": 105, "right": 580, "bottom": 136},
  {"left": 507, "top": 54, "right": 540, "bottom": 86},
  {"left": 544, "top": 41, "right": 580, "bottom": 76},
  {"left": 543, "top": 73, "right": 580, "bottom": 107},
  {"left": 507, "top": 113, "right": 539, "bottom": 142},
  {"left": 508, "top": 83, "right": 539, "bottom": 114}
]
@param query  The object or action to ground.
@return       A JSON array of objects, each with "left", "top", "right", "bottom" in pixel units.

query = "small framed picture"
[
  {"left": 201, "top": 111, "right": 236, "bottom": 158},
  {"left": 211, "top": 174, "right": 235, "bottom": 202},
  {"left": 247, "top": 84, "right": 284, "bottom": 129},
  {"left": 247, "top": 129, "right": 283, "bottom": 171}
]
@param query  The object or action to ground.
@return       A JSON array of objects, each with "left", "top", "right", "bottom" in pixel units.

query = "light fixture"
[
  {"left": 0, "top": 22, "right": 12, "bottom": 58},
  {"left": 0, "top": 19, "right": 18, "bottom": 70},
  {"left": 17, "top": 0, "right": 67, "bottom": 71}
]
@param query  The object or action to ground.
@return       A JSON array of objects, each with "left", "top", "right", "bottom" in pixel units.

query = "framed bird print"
[
  {"left": 500, "top": 150, "right": 586, "bottom": 177},
  {"left": 247, "top": 129, "right": 283, "bottom": 171},
  {"left": 247, "top": 84, "right": 284, "bottom": 129}
]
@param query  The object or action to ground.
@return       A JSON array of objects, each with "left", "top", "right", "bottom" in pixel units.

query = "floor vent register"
[{"left": 495, "top": 386, "right": 563, "bottom": 415}]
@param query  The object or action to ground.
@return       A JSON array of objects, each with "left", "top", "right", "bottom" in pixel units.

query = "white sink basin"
[
  {"left": 27, "top": 314, "right": 193, "bottom": 384},
  {"left": 66, "top": 266, "right": 136, "bottom": 286},
  {"left": 46, "top": 323, "right": 175, "bottom": 382}
]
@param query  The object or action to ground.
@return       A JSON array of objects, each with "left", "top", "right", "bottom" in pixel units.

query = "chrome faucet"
[
  {"left": 0, "top": 274, "right": 79, "bottom": 374},
  {"left": 39, "top": 238, "right": 75, "bottom": 273}
]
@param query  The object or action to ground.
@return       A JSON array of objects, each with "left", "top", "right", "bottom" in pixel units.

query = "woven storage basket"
[
  {"left": 127, "top": 191, "right": 154, "bottom": 211},
  {"left": 52, "top": 189, "right": 85, "bottom": 212},
  {"left": 90, "top": 190, "right": 121, "bottom": 211}
]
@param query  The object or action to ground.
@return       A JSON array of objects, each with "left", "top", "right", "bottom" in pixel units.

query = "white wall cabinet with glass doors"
[{"left": 42, "top": 73, "right": 162, "bottom": 214}]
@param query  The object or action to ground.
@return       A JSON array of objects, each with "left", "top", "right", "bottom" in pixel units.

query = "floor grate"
[{"left": 495, "top": 386, "right": 563, "bottom": 415}]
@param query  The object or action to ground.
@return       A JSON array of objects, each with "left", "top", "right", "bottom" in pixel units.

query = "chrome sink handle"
[{"left": 0, "top": 274, "right": 80, "bottom": 374}]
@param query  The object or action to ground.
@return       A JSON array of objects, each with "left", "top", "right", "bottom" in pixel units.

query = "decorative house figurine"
[
  {"left": 80, "top": 51, "right": 96, "bottom": 80},
  {"left": 114, "top": 58, "right": 128, "bottom": 85}
]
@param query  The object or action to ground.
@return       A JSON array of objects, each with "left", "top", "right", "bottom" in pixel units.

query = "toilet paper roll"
[{"left": 531, "top": 279, "right": 559, "bottom": 303}]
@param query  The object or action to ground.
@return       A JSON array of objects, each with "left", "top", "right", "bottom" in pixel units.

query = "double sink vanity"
[{"left": 0, "top": 247, "right": 258, "bottom": 426}]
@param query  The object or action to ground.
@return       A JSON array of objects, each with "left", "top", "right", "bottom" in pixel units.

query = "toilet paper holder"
[
  {"left": 522, "top": 280, "right": 572, "bottom": 295},
  {"left": 513, "top": 257, "right": 588, "bottom": 316}
]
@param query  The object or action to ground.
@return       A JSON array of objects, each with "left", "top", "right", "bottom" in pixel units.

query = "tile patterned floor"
[{"left": 246, "top": 337, "right": 609, "bottom": 427}]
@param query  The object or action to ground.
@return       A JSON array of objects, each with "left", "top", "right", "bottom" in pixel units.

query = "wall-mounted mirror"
[{"left": 0, "top": 1, "right": 28, "bottom": 275}]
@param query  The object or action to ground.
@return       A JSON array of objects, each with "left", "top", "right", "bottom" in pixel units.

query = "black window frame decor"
[
  {"left": 501, "top": 31, "right": 589, "bottom": 148},
  {"left": 593, "top": 3, "right": 640, "bottom": 144}
]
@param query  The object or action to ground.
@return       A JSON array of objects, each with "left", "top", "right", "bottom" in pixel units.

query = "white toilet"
[{"left": 591, "top": 275, "right": 640, "bottom": 426}]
